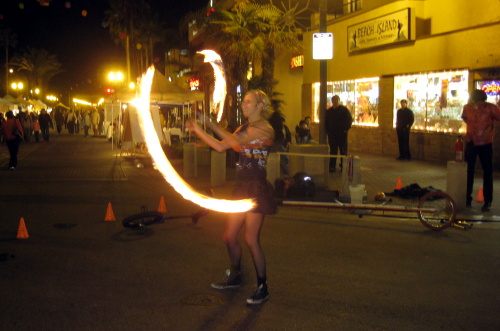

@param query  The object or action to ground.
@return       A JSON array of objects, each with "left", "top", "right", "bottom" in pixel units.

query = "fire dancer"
[{"left": 186, "top": 90, "right": 276, "bottom": 305}]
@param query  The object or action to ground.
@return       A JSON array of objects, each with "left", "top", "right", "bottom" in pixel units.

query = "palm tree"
[
  {"left": 207, "top": 2, "right": 267, "bottom": 127},
  {"left": 10, "top": 47, "right": 63, "bottom": 98},
  {"left": 138, "top": 11, "right": 166, "bottom": 70},
  {"left": 104, "top": 0, "right": 166, "bottom": 78},
  {"left": 207, "top": 0, "right": 304, "bottom": 126},
  {"left": 0, "top": 27, "right": 18, "bottom": 95},
  {"left": 260, "top": 1, "right": 305, "bottom": 97}
]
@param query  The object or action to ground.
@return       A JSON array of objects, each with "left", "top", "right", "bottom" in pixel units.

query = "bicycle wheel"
[
  {"left": 122, "top": 211, "right": 164, "bottom": 228},
  {"left": 417, "top": 191, "right": 456, "bottom": 231}
]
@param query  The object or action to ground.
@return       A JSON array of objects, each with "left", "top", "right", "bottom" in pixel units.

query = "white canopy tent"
[{"left": 107, "top": 71, "right": 205, "bottom": 151}]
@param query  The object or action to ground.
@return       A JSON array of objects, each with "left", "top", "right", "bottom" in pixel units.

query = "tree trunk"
[{"left": 261, "top": 44, "right": 275, "bottom": 98}]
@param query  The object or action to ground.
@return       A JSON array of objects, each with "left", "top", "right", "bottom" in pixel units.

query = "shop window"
[
  {"left": 312, "top": 77, "right": 379, "bottom": 127},
  {"left": 394, "top": 70, "right": 469, "bottom": 133}
]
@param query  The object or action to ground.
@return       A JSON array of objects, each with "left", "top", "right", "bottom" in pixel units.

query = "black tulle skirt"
[{"left": 232, "top": 178, "right": 277, "bottom": 215}]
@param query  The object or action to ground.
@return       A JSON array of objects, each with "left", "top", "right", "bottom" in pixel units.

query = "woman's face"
[{"left": 242, "top": 92, "right": 261, "bottom": 118}]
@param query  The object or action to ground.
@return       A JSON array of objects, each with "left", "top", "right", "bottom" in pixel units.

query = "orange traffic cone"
[
  {"left": 476, "top": 187, "right": 484, "bottom": 202},
  {"left": 104, "top": 202, "right": 116, "bottom": 221},
  {"left": 158, "top": 196, "right": 167, "bottom": 213},
  {"left": 395, "top": 176, "right": 403, "bottom": 190},
  {"left": 17, "top": 217, "right": 29, "bottom": 239}
]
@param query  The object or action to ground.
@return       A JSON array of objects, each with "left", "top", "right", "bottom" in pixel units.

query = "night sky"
[{"left": 0, "top": 0, "right": 208, "bottom": 98}]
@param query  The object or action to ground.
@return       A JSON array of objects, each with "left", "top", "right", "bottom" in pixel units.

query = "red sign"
[
  {"left": 189, "top": 78, "right": 200, "bottom": 90},
  {"left": 290, "top": 55, "right": 304, "bottom": 69}
]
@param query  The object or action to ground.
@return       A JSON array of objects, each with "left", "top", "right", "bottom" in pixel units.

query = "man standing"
[
  {"left": 462, "top": 89, "right": 500, "bottom": 212},
  {"left": 38, "top": 109, "right": 53, "bottom": 142},
  {"left": 325, "top": 95, "right": 352, "bottom": 172},
  {"left": 396, "top": 99, "right": 414, "bottom": 160}
]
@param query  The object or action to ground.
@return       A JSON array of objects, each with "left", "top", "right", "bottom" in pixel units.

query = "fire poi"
[{"left": 134, "top": 66, "right": 255, "bottom": 213}]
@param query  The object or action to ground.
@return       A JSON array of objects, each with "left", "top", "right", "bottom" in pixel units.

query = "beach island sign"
[{"left": 348, "top": 8, "right": 414, "bottom": 52}]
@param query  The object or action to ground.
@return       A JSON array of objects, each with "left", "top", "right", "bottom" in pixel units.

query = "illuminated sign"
[
  {"left": 482, "top": 81, "right": 500, "bottom": 95},
  {"left": 290, "top": 55, "right": 304, "bottom": 68},
  {"left": 313, "top": 33, "right": 333, "bottom": 60},
  {"left": 189, "top": 78, "right": 200, "bottom": 90},
  {"left": 347, "top": 8, "right": 414, "bottom": 52}
]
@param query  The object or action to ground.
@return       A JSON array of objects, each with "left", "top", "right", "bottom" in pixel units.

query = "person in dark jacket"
[
  {"left": 38, "top": 108, "right": 53, "bottom": 142},
  {"left": 0, "top": 110, "right": 24, "bottom": 169},
  {"left": 269, "top": 112, "right": 292, "bottom": 177},
  {"left": 396, "top": 99, "right": 414, "bottom": 160},
  {"left": 325, "top": 95, "right": 352, "bottom": 172}
]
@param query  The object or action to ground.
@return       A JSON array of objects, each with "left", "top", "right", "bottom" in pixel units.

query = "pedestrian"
[
  {"left": 67, "top": 108, "right": 76, "bottom": 134},
  {"left": 20, "top": 110, "right": 33, "bottom": 143},
  {"left": 75, "top": 111, "right": 81, "bottom": 134},
  {"left": 91, "top": 109, "right": 100, "bottom": 136},
  {"left": 462, "top": 89, "right": 500, "bottom": 212},
  {"left": 98, "top": 108, "right": 105, "bottom": 135},
  {"left": 185, "top": 89, "right": 276, "bottom": 305},
  {"left": 0, "top": 110, "right": 24, "bottom": 170},
  {"left": 268, "top": 111, "right": 291, "bottom": 177},
  {"left": 38, "top": 108, "right": 53, "bottom": 142},
  {"left": 395, "top": 99, "right": 414, "bottom": 160},
  {"left": 54, "top": 109, "right": 65, "bottom": 134},
  {"left": 325, "top": 95, "right": 353, "bottom": 172},
  {"left": 83, "top": 111, "right": 91, "bottom": 137},
  {"left": 32, "top": 117, "right": 41, "bottom": 142},
  {"left": 0, "top": 112, "right": 5, "bottom": 144}
]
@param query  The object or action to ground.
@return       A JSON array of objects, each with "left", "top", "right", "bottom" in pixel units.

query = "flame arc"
[
  {"left": 198, "top": 50, "right": 226, "bottom": 122},
  {"left": 135, "top": 67, "right": 255, "bottom": 213}
]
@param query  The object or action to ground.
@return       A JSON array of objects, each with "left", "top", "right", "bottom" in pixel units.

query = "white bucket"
[{"left": 349, "top": 184, "right": 365, "bottom": 204}]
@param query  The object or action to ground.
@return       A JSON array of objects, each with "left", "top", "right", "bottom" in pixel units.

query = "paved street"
[{"left": 1, "top": 133, "right": 499, "bottom": 331}]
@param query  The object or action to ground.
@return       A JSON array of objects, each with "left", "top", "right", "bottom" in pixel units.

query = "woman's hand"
[{"left": 185, "top": 118, "right": 199, "bottom": 132}]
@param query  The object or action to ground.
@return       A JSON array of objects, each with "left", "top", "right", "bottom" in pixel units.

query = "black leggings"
[
  {"left": 466, "top": 142, "right": 493, "bottom": 203},
  {"left": 6, "top": 138, "right": 20, "bottom": 168}
]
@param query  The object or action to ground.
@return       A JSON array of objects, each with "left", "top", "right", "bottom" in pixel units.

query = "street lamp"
[
  {"left": 108, "top": 71, "right": 124, "bottom": 83},
  {"left": 11, "top": 82, "right": 24, "bottom": 96}
]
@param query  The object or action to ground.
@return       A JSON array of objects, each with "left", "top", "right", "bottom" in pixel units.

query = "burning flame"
[
  {"left": 134, "top": 66, "right": 254, "bottom": 213},
  {"left": 198, "top": 50, "right": 226, "bottom": 122}
]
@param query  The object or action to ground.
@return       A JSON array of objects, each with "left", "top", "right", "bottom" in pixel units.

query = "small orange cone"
[
  {"left": 158, "top": 196, "right": 167, "bottom": 213},
  {"left": 104, "top": 202, "right": 116, "bottom": 221},
  {"left": 476, "top": 187, "right": 484, "bottom": 202},
  {"left": 395, "top": 176, "right": 403, "bottom": 190},
  {"left": 17, "top": 217, "right": 29, "bottom": 239}
]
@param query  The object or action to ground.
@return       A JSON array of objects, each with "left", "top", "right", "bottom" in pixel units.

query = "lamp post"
[{"left": 319, "top": 0, "right": 327, "bottom": 144}]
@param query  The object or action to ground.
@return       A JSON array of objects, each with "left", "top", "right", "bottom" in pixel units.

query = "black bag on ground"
[{"left": 275, "top": 172, "right": 315, "bottom": 199}]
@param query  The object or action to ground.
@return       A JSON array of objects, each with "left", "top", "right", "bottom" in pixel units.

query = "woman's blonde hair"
[{"left": 247, "top": 89, "right": 272, "bottom": 118}]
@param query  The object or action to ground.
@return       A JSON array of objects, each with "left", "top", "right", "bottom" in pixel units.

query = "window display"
[
  {"left": 394, "top": 70, "right": 469, "bottom": 133},
  {"left": 312, "top": 77, "right": 379, "bottom": 127}
]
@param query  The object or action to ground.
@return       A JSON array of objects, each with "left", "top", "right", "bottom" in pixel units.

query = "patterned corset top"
[{"left": 236, "top": 124, "right": 273, "bottom": 180}]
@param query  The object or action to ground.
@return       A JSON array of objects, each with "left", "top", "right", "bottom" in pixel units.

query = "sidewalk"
[
  {"left": 339, "top": 152, "right": 500, "bottom": 219},
  {"left": 2, "top": 136, "right": 498, "bottom": 220}
]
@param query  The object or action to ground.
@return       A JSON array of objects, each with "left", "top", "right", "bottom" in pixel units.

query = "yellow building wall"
[
  {"left": 273, "top": 51, "right": 304, "bottom": 136},
  {"left": 296, "top": 0, "right": 500, "bottom": 167},
  {"left": 304, "top": 0, "right": 500, "bottom": 83}
]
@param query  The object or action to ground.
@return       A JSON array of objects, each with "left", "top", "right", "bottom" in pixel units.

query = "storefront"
[
  {"left": 296, "top": 0, "right": 500, "bottom": 169},
  {"left": 393, "top": 69, "right": 469, "bottom": 133},
  {"left": 312, "top": 77, "right": 380, "bottom": 126}
]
